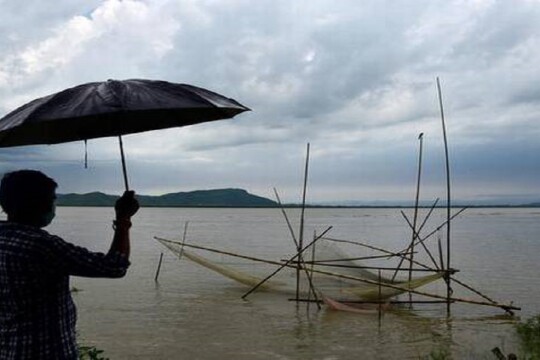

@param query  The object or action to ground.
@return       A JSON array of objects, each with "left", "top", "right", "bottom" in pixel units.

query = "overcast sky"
[{"left": 0, "top": 0, "right": 539, "bottom": 204}]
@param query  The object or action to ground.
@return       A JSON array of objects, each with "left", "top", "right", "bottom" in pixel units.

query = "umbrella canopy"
[
  {"left": 0, "top": 79, "right": 249, "bottom": 146},
  {"left": 0, "top": 79, "right": 250, "bottom": 189}
]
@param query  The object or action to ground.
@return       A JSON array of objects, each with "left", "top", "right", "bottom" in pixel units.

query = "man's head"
[{"left": 0, "top": 170, "right": 58, "bottom": 227}]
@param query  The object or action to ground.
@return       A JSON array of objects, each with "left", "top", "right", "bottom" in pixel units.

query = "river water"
[{"left": 37, "top": 207, "right": 540, "bottom": 358}]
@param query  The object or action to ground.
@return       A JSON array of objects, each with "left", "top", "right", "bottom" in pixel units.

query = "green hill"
[{"left": 57, "top": 188, "right": 277, "bottom": 208}]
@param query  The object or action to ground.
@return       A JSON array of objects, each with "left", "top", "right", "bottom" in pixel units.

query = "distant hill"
[{"left": 57, "top": 188, "right": 277, "bottom": 208}]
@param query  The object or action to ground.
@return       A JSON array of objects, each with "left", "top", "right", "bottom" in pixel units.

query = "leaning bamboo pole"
[
  {"left": 391, "top": 198, "right": 442, "bottom": 280},
  {"left": 293, "top": 269, "right": 518, "bottom": 312},
  {"left": 155, "top": 237, "right": 519, "bottom": 312},
  {"left": 450, "top": 277, "right": 514, "bottom": 315},
  {"left": 154, "top": 252, "right": 164, "bottom": 282},
  {"left": 274, "top": 188, "right": 320, "bottom": 307},
  {"left": 415, "top": 198, "right": 440, "bottom": 238},
  {"left": 400, "top": 210, "right": 440, "bottom": 270},
  {"left": 408, "top": 133, "right": 424, "bottom": 288},
  {"left": 437, "top": 77, "right": 452, "bottom": 313},
  {"left": 437, "top": 236, "right": 445, "bottom": 271},
  {"left": 322, "top": 237, "right": 437, "bottom": 271},
  {"left": 394, "top": 207, "right": 467, "bottom": 258},
  {"left": 241, "top": 225, "right": 332, "bottom": 299}
]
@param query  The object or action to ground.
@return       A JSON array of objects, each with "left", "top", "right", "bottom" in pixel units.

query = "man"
[{"left": 0, "top": 170, "right": 139, "bottom": 359}]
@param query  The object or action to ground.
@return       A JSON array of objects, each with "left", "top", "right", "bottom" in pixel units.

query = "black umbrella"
[{"left": 0, "top": 79, "right": 249, "bottom": 190}]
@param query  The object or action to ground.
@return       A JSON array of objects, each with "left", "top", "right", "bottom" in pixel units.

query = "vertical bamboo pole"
[
  {"left": 306, "top": 230, "right": 318, "bottom": 311},
  {"left": 378, "top": 269, "right": 382, "bottom": 326},
  {"left": 296, "top": 143, "right": 310, "bottom": 301},
  {"left": 437, "top": 77, "right": 452, "bottom": 314}
]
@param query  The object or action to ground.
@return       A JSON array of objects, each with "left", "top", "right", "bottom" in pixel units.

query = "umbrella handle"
[{"left": 118, "top": 135, "right": 130, "bottom": 191}]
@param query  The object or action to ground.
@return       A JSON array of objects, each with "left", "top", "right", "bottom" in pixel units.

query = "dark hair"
[{"left": 0, "top": 170, "right": 58, "bottom": 216}]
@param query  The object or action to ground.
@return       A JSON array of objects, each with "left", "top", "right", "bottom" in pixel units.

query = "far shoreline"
[{"left": 56, "top": 204, "right": 540, "bottom": 209}]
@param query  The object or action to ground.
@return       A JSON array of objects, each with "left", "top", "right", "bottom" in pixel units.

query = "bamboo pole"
[
  {"left": 322, "top": 237, "right": 437, "bottom": 271},
  {"left": 156, "top": 237, "right": 289, "bottom": 267},
  {"left": 177, "top": 221, "right": 189, "bottom": 260},
  {"left": 408, "top": 133, "right": 424, "bottom": 291},
  {"left": 273, "top": 188, "right": 297, "bottom": 244},
  {"left": 395, "top": 207, "right": 467, "bottom": 257},
  {"left": 416, "top": 198, "right": 440, "bottom": 237},
  {"left": 399, "top": 210, "right": 440, "bottom": 270},
  {"left": 450, "top": 277, "right": 514, "bottom": 315},
  {"left": 307, "top": 230, "right": 319, "bottom": 311},
  {"left": 437, "top": 77, "right": 452, "bottom": 314},
  {"left": 241, "top": 226, "right": 331, "bottom": 299},
  {"left": 155, "top": 237, "right": 519, "bottom": 312},
  {"left": 154, "top": 252, "right": 164, "bottom": 282},
  {"left": 286, "top": 263, "right": 441, "bottom": 272},
  {"left": 404, "top": 197, "right": 441, "bottom": 264},
  {"left": 378, "top": 269, "right": 382, "bottom": 323},
  {"left": 293, "top": 299, "right": 451, "bottom": 305},
  {"left": 392, "top": 198, "right": 442, "bottom": 280},
  {"left": 297, "top": 143, "right": 310, "bottom": 300},
  {"left": 299, "top": 268, "right": 519, "bottom": 312},
  {"left": 274, "top": 188, "right": 320, "bottom": 308},
  {"left": 305, "top": 254, "right": 413, "bottom": 263},
  {"left": 437, "top": 236, "right": 445, "bottom": 271}
]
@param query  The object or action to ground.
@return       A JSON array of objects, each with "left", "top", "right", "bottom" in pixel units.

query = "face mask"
[{"left": 40, "top": 204, "right": 56, "bottom": 227}]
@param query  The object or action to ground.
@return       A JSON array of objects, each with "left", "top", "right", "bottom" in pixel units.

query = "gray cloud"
[{"left": 0, "top": 0, "right": 539, "bottom": 202}]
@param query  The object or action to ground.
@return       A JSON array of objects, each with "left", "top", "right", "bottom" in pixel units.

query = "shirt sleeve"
[{"left": 40, "top": 234, "right": 130, "bottom": 278}]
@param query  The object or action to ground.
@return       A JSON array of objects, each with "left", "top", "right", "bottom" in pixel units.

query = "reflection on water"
[{"left": 42, "top": 207, "right": 539, "bottom": 358}]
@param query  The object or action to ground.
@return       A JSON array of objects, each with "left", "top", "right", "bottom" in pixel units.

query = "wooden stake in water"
[
  {"left": 437, "top": 77, "right": 452, "bottom": 314},
  {"left": 378, "top": 269, "right": 383, "bottom": 326},
  {"left": 154, "top": 252, "right": 164, "bottom": 282}
]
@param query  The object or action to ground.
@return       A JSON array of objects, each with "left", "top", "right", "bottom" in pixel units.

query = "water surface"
[{"left": 43, "top": 207, "right": 540, "bottom": 358}]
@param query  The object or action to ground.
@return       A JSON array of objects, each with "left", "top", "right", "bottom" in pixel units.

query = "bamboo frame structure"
[
  {"left": 154, "top": 84, "right": 518, "bottom": 315},
  {"left": 155, "top": 237, "right": 520, "bottom": 313}
]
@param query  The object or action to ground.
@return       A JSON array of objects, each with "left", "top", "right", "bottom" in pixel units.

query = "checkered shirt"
[{"left": 0, "top": 222, "right": 130, "bottom": 360}]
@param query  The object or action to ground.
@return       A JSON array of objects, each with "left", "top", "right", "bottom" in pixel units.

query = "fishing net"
[{"left": 156, "top": 237, "right": 444, "bottom": 300}]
